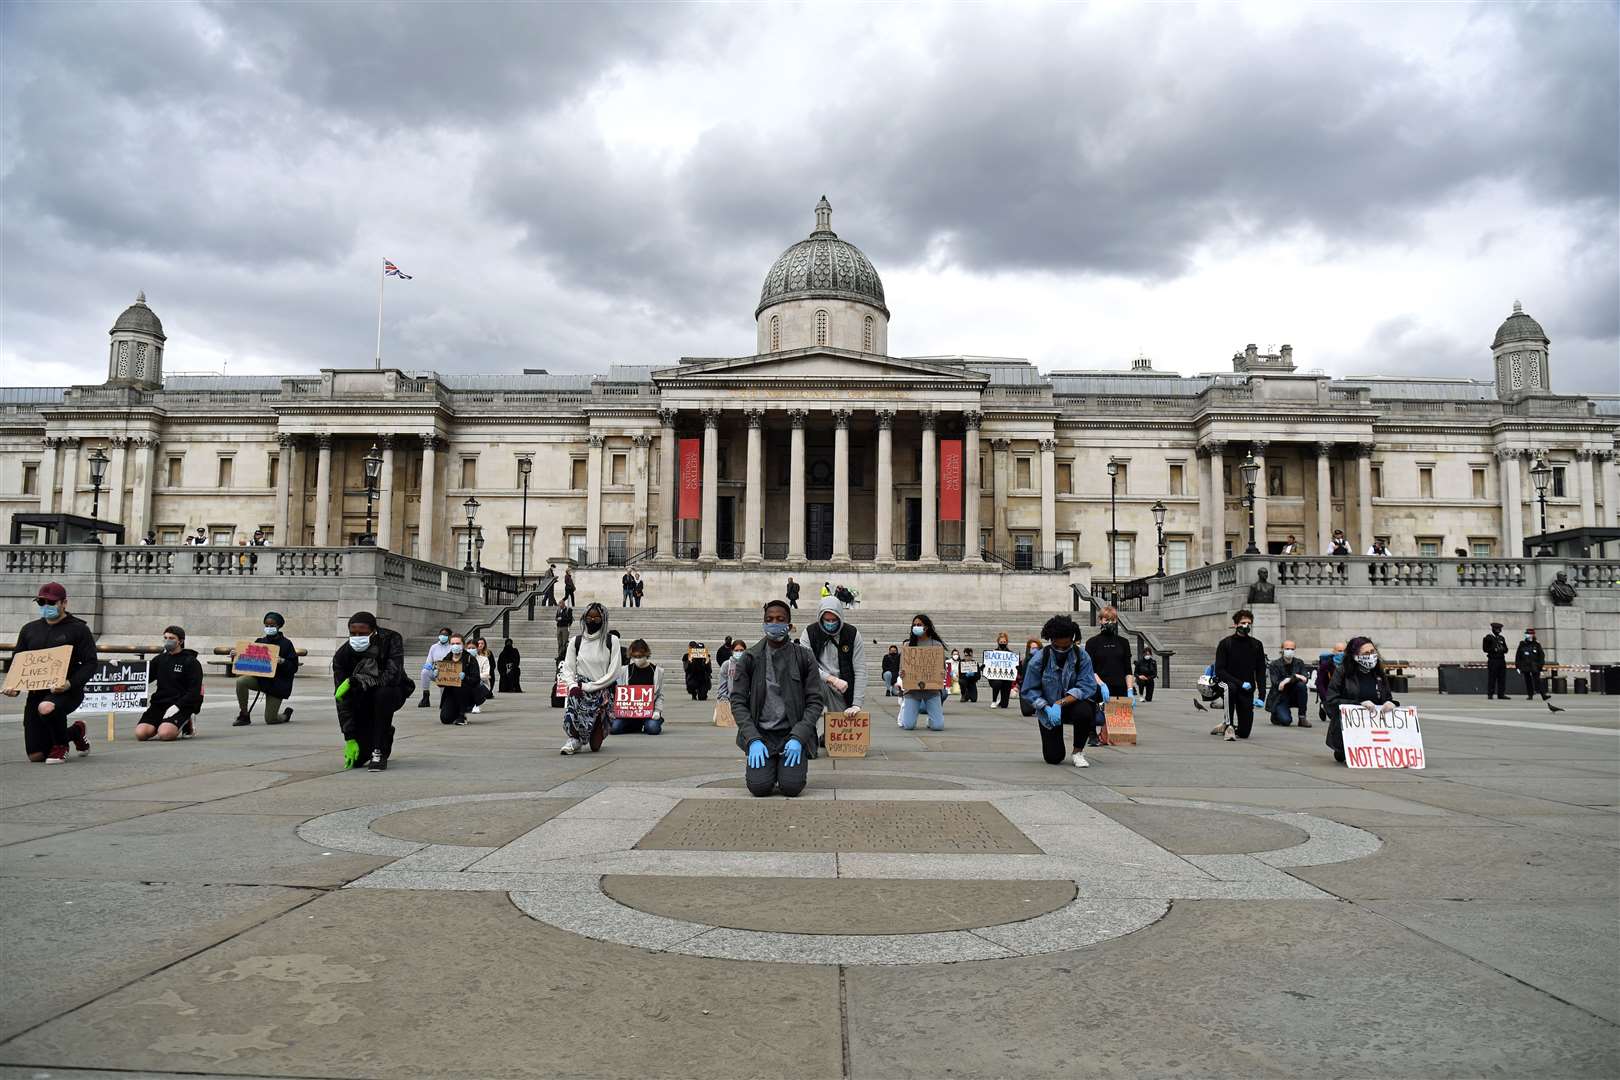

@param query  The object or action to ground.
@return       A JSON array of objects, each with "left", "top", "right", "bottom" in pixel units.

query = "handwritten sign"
[
  {"left": 688, "top": 647, "right": 708, "bottom": 662},
  {"left": 900, "top": 646, "right": 946, "bottom": 692},
  {"left": 614, "top": 684, "right": 656, "bottom": 720},
  {"left": 982, "top": 650, "right": 1018, "bottom": 681},
  {"left": 3, "top": 646, "right": 73, "bottom": 693},
  {"left": 1103, "top": 699, "right": 1137, "bottom": 746},
  {"left": 958, "top": 661, "right": 978, "bottom": 677},
  {"left": 231, "top": 641, "right": 277, "bottom": 677},
  {"left": 826, "top": 710, "right": 870, "bottom": 757},
  {"left": 83, "top": 660, "right": 148, "bottom": 713},
  {"left": 434, "top": 660, "right": 464, "bottom": 689},
  {"left": 1340, "top": 705, "right": 1425, "bottom": 769},
  {"left": 713, "top": 699, "right": 735, "bottom": 727}
]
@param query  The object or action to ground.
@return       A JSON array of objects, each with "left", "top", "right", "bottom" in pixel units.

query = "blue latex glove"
[
  {"left": 1254, "top": 698, "right": 1265, "bottom": 709},
  {"left": 746, "top": 740, "right": 768, "bottom": 769},
  {"left": 1041, "top": 703, "right": 1062, "bottom": 728},
  {"left": 783, "top": 738, "right": 803, "bottom": 767},
  {"left": 1241, "top": 681, "right": 1252, "bottom": 691},
  {"left": 1097, "top": 682, "right": 1111, "bottom": 703}
]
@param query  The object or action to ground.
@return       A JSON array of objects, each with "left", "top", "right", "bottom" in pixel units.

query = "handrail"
[
  {"left": 1072, "top": 583, "right": 1176, "bottom": 689},
  {"left": 463, "top": 571, "right": 555, "bottom": 644}
]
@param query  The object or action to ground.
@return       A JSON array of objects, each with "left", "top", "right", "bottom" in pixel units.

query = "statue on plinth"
[
  {"left": 1246, "top": 568, "right": 1277, "bottom": 605},
  {"left": 1548, "top": 571, "right": 1577, "bottom": 607}
]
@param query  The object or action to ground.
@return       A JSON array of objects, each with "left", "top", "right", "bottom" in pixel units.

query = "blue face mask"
[
  {"left": 263, "top": 626, "right": 279, "bottom": 636},
  {"left": 349, "top": 635, "right": 371, "bottom": 651},
  {"left": 820, "top": 619, "right": 840, "bottom": 634},
  {"left": 1332, "top": 652, "right": 1344, "bottom": 665},
  {"left": 911, "top": 626, "right": 925, "bottom": 638},
  {"left": 38, "top": 604, "right": 60, "bottom": 620},
  {"left": 763, "top": 623, "right": 790, "bottom": 641},
  {"left": 450, "top": 643, "right": 464, "bottom": 655},
  {"left": 438, "top": 634, "right": 450, "bottom": 645}
]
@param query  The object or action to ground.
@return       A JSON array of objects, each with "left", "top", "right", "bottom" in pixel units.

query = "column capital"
[
  {"left": 632, "top": 433, "right": 653, "bottom": 447},
  {"left": 419, "top": 433, "right": 443, "bottom": 452},
  {"left": 315, "top": 433, "right": 334, "bottom": 450},
  {"left": 1038, "top": 438, "right": 1057, "bottom": 452},
  {"left": 701, "top": 408, "right": 721, "bottom": 430},
  {"left": 990, "top": 437, "right": 1011, "bottom": 451},
  {"left": 920, "top": 411, "right": 937, "bottom": 431},
  {"left": 1356, "top": 442, "right": 1378, "bottom": 458},
  {"left": 789, "top": 409, "right": 809, "bottom": 429},
  {"left": 58, "top": 435, "right": 81, "bottom": 448},
  {"left": 376, "top": 433, "right": 396, "bottom": 450},
  {"left": 657, "top": 408, "right": 678, "bottom": 428},
  {"left": 875, "top": 409, "right": 895, "bottom": 430},
  {"left": 588, "top": 433, "right": 606, "bottom": 448},
  {"left": 107, "top": 435, "right": 130, "bottom": 448},
  {"left": 964, "top": 410, "right": 984, "bottom": 430},
  {"left": 277, "top": 432, "right": 300, "bottom": 449},
  {"left": 745, "top": 409, "right": 766, "bottom": 429},
  {"left": 1574, "top": 448, "right": 1595, "bottom": 461},
  {"left": 1250, "top": 439, "right": 1270, "bottom": 455},
  {"left": 1312, "top": 440, "right": 1336, "bottom": 458},
  {"left": 832, "top": 408, "right": 852, "bottom": 429},
  {"left": 1203, "top": 439, "right": 1227, "bottom": 456},
  {"left": 1593, "top": 449, "right": 1616, "bottom": 463},
  {"left": 1494, "top": 446, "right": 1519, "bottom": 462}
]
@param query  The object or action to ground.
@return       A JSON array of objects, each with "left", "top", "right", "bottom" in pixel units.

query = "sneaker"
[
  {"left": 180, "top": 718, "right": 194, "bottom": 739},
  {"left": 267, "top": 708, "right": 292, "bottom": 725},
  {"left": 44, "top": 745, "right": 68, "bottom": 763},
  {"left": 1072, "top": 751, "right": 1090, "bottom": 768},
  {"left": 366, "top": 749, "right": 385, "bottom": 771},
  {"left": 560, "top": 738, "right": 580, "bottom": 756},
  {"left": 1210, "top": 723, "right": 1227, "bottom": 736},
  {"left": 453, "top": 717, "right": 467, "bottom": 726},
  {"left": 471, "top": 705, "right": 481, "bottom": 714},
  {"left": 1224, "top": 727, "right": 1237, "bottom": 742},
  {"left": 68, "top": 720, "right": 90, "bottom": 756}
]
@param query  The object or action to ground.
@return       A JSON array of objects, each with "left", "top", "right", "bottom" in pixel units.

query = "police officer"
[{"left": 1482, "top": 621, "right": 1509, "bottom": 700}]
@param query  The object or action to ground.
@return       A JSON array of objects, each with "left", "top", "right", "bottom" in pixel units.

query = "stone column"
[
  {"left": 700, "top": 410, "right": 719, "bottom": 560},
  {"left": 418, "top": 434, "right": 439, "bottom": 562},
  {"left": 1206, "top": 441, "right": 1226, "bottom": 560},
  {"left": 875, "top": 410, "right": 895, "bottom": 562},
  {"left": 131, "top": 438, "right": 157, "bottom": 539},
  {"left": 991, "top": 438, "right": 1011, "bottom": 558},
  {"left": 38, "top": 438, "right": 60, "bottom": 514},
  {"left": 633, "top": 434, "right": 652, "bottom": 553},
  {"left": 743, "top": 411, "right": 764, "bottom": 562},
  {"left": 920, "top": 412, "right": 938, "bottom": 562},
  {"left": 964, "top": 411, "right": 983, "bottom": 560},
  {"left": 313, "top": 434, "right": 334, "bottom": 547},
  {"left": 376, "top": 435, "right": 396, "bottom": 551},
  {"left": 1602, "top": 451, "right": 1620, "bottom": 531},
  {"left": 832, "top": 409, "right": 851, "bottom": 560},
  {"left": 1355, "top": 443, "right": 1375, "bottom": 552},
  {"left": 1039, "top": 437, "right": 1057, "bottom": 566},
  {"left": 105, "top": 437, "right": 128, "bottom": 531},
  {"left": 1251, "top": 440, "right": 1269, "bottom": 551},
  {"left": 1576, "top": 449, "right": 1597, "bottom": 527},
  {"left": 1498, "top": 447, "right": 1523, "bottom": 556},
  {"left": 1195, "top": 447, "right": 1210, "bottom": 562},
  {"left": 788, "top": 410, "right": 807, "bottom": 560},
  {"left": 274, "top": 434, "right": 295, "bottom": 544},
  {"left": 656, "top": 409, "right": 677, "bottom": 559},
  {"left": 58, "top": 438, "right": 80, "bottom": 517},
  {"left": 1314, "top": 442, "right": 1334, "bottom": 552},
  {"left": 586, "top": 433, "right": 605, "bottom": 561}
]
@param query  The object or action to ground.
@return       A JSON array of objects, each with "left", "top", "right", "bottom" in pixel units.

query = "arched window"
[
  {"left": 816, "top": 309, "right": 828, "bottom": 346},
  {"left": 770, "top": 315, "right": 780, "bottom": 351},
  {"left": 863, "top": 315, "right": 874, "bottom": 352}
]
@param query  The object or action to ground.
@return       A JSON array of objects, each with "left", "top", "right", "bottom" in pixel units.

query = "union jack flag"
[{"left": 384, "top": 260, "right": 412, "bottom": 280}]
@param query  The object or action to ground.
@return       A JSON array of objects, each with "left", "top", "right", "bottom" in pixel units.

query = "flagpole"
[{"left": 374, "top": 260, "right": 385, "bottom": 370}]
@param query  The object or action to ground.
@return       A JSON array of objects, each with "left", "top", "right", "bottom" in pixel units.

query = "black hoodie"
[{"left": 147, "top": 647, "right": 203, "bottom": 706}]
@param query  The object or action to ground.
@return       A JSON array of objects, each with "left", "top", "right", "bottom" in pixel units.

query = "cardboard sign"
[
  {"left": 1340, "top": 705, "right": 1425, "bottom": 769},
  {"left": 982, "top": 650, "right": 1018, "bottom": 681},
  {"left": 83, "top": 660, "right": 148, "bottom": 713},
  {"left": 1103, "top": 699, "right": 1137, "bottom": 746},
  {"left": 2, "top": 645, "right": 73, "bottom": 693},
  {"left": 231, "top": 641, "right": 278, "bottom": 677},
  {"left": 713, "top": 699, "right": 735, "bottom": 727},
  {"left": 959, "top": 661, "right": 978, "bottom": 677},
  {"left": 434, "top": 660, "right": 464, "bottom": 688},
  {"left": 688, "top": 647, "right": 708, "bottom": 662},
  {"left": 614, "top": 683, "right": 656, "bottom": 719},
  {"left": 900, "top": 646, "right": 946, "bottom": 692},
  {"left": 826, "top": 710, "right": 871, "bottom": 757}
]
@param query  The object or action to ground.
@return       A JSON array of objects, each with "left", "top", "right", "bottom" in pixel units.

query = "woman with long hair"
[
  {"left": 899, "top": 614, "right": 947, "bottom": 732},
  {"left": 1323, "top": 635, "right": 1399, "bottom": 764}
]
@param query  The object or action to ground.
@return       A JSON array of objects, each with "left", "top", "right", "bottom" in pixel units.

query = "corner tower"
[
  {"left": 107, "top": 292, "right": 166, "bottom": 389},
  {"left": 1492, "top": 300, "right": 1550, "bottom": 398}
]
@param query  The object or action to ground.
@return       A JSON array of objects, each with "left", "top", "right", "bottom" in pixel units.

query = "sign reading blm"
[
  {"left": 83, "top": 660, "right": 149, "bottom": 713},
  {"left": 1340, "top": 705, "right": 1426, "bottom": 769},
  {"left": 614, "top": 684, "right": 656, "bottom": 720}
]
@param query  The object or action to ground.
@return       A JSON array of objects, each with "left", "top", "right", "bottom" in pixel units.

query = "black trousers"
[
  {"left": 989, "top": 680, "right": 1012, "bottom": 708},
  {"left": 22, "top": 689, "right": 82, "bottom": 755},
  {"left": 744, "top": 729, "right": 809, "bottom": 797},
  {"left": 959, "top": 674, "right": 979, "bottom": 702},
  {"left": 1038, "top": 700, "right": 1098, "bottom": 764},
  {"left": 1486, "top": 658, "right": 1507, "bottom": 698},
  {"left": 349, "top": 692, "right": 399, "bottom": 760},
  {"left": 1522, "top": 668, "right": 1545, "bottom": 699},
  {"left": 440, "top": 685, "right": 471, "bottom": 724},
  {"left": 1225, "top": 686, "right": 1255, "bottom": 739},
  {"left": 139, "top": 695, "right": 198, "bottom": 729},
  {"left": 1138, "top": 678, "right": 1154, "bottom": 702}
]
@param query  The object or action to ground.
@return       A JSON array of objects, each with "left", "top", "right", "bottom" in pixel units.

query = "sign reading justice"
[{"left": 826, "top": 710, "right": 870, "bottom": 757}]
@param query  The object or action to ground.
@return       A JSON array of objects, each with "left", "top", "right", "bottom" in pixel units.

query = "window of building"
[
  {"left": 509, "top": 529, "right": 534, "bottom": 572},
  {"left": 1470, "top": 538, "right": 1495, "bottom": 557},
  {"left": 770, "top": 315, "right": 780, "bottom": 351},
  {"left": 863, "top": 316, "right": 874, "bottom": 352},
  {"left": 1167, "top": 537, "right": 1191, "bottom": 575},
  {"left": 1266, "top": 462, "right": 1285, "bottom": 497},
  {"left": 210, "top": 526, "right": 234, "bottom": 546},
  {"left": 406, "top": 455, "right": 421, "bottom": 492},
  {"left": 217, "top": 456, "right": 234, "bottom": 489},
  {"left": 22, "top": 463, "right": 38, "bottom": 496},
  {"left": 1417, "top": 536, "right": 1442, "bottom": 557},
  {"left": 158, "top": 525, "right": 182, "bottom": 545},
  {"left": 1419, "top": 466, "right": 1434, "bottom": 499},
  {"left": 1168, "top": 463, "right": 1185, "bottom": 496},
  {"left": 1471, "top": 467, "right": 1486, "bottom": 500},
  {"left": 815, "top": 309, "right": 828, "bottom": 346},
  {"left": 1055, "top": 462, "right": 1072, "bottom": 494},
  {"left": 1330, "top": 463, "right": 1342, "bottom": 498},
  {"left": 649, "top": 450, "right": 659, "bottom": 487},
  {"left": 611, "top": 452, "right": 627, "bottom": 486},
  {"left": 1013, "top": 533, "right": 1035, "bottom": 570},
  {"left": 460, "top": 457, "right": 478, "bottom": 489},
  {"left": 1370, "top": 465, "right": 1383, "bottom": 498},
  {"left": 1110, "top": 536, "right": 1136, "bottom": 580},
  {"left": 1112, "top": 462, "right": 1129, "bottom": 494},
  {"left": 405, "top": 529, "right": 419, "bottom": 558},
  {"left": 563, "top": 528, "right": 587, "bottom": 564},
  {"left": 570, "top": 459, "right": 587, "bottom": 490},
  {"left": 1015, "top": 457, "right": 1032, "bottom": 489},
  {"left": 166, "top": 456, "right": 183, "bottom": 487},
  {"left": 1055, "top": 534, "right": 1077, "bottom": 568},
  {"left": 267, "top": 454, "right": 279, "bottom": 489},
  {"left": 1552, "top": 465, "right": 1567, "bottom": 498},
  {"left": 16, "top": 526, "right": 40, "bottom": 545},
  {"left": 258, "top": 526, "right": 275, "bottom": 544}
]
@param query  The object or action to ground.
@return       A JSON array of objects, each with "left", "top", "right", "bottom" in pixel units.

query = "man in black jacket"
[
  {"left": 234, "top": 610, "right": 300, "bottom": 726},
  {"left": 332, "top": 611, "right": 410, "bottom": 771},
  {"left": 1265, "top": 640, "right": 1312, "bottom": 727},
  {"left": 1133, "top": 648, "right": 1157, "bottom": 703},
  {"left": 1482, "top": 621, "right": 1509, "bottom": 700},
  {"left": 1085, "top": 605, "right": 1135, "bottom": 745},
  {"left": 881, "top": 645, "right": 902, "bottom": 696},
  {"left": 1515, "top": 628, "right": 1548, "bottom": 702},
  {"left": 136, "top": 626, "right": 204, "bottom": 741},
  {"left": 5, "top": 581, "right": 98, "bottom": 763},
  {"left": 1214, "top": 609, "right": 1267, "bottom": 741}
]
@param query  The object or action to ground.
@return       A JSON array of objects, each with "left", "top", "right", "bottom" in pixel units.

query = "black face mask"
[
  {"left": 584, "top": 619, "right": 602, "bottom": 633},
  {"left": 1236, "top": 625, "right": 1252, "bottom": 636},
  {"left": 1100, "top": 623, "right": 1117, "bottom": 635}
]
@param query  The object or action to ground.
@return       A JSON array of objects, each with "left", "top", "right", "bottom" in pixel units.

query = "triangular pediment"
[{"left": 654, "top": 348, "right": 988, "bottom": 386}]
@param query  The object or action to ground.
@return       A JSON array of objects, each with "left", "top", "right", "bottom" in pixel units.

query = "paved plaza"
[{"left": 1, "top": 677, "right": 1617, "bottom": 1078}]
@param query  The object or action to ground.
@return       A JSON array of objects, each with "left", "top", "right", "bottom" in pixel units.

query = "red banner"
[
  {"left": 940, "top": 438, "right": 963, "bottom": 521},
  {"left": 678, "top": 438, "right": 701, "bottom": 521}
]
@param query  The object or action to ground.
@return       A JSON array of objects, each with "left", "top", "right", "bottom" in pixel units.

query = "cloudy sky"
[{"left": 2, "top": 1, "right": 1616, "bottom": 392}]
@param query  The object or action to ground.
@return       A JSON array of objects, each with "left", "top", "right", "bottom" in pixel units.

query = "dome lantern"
[{"left": 106, "top": 291, "right": 166, "bottom": 388}]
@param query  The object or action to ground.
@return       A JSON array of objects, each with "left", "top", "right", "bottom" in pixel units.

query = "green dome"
[{"left": 757, "top": 197, "right": 887, "bottom": 318}]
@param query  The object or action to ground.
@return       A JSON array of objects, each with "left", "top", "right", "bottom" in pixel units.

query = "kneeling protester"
[
  {"left": 732, "top": 600, "right": 824, "bottom": 797},
  {"left": 612, "top": 639, "right": 665, "bottom": 735}
]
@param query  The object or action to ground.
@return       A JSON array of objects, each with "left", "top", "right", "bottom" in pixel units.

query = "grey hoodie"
[{"left": 799, "top": 595, "right": 866, "bottom": 712}]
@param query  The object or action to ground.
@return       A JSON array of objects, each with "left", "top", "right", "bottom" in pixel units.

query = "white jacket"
[{"left": 560, "top": 607, "right": 622, "bottom": 692}]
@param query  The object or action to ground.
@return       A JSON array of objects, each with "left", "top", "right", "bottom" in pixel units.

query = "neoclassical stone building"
[{"left": 2, "top": 198, "right": 1617, "bottom": 579}]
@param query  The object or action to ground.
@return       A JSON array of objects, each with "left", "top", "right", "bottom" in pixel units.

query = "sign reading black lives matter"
[{"left": 83, "top": 659, "right": 149, "bottom": 713}]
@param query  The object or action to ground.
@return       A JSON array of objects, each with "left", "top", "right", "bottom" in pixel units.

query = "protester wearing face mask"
[
  {"left": 1085, "top": 606, "right": 1135, "bottom": 743},
  {"left": 898, "top": 614, "right": 948, "bottom": 732},
  {"left": 436, "top": 634, "right": 479, "bottom": 727},
  {"left": 683, "top": 641, "right": 713, "bottom": 701},
  {"left": 800, "top": 596, "right": 867, "bottom": 740},
  {"left": 717, "top": 640, "right": 748, "bottom": 702},
  {"left": 1515, "top": 628, "right": 1550, "bottom": 703},
  {"left": 611, "top": 639, "right": 665, "bottom": 735},
  {"left": 234, "top": 611, "right": 299, "bottom": 727},
  {"left": 881, "top": 644, "right": 902, "bottom": 697},
  {"left": 1020, "top": 615, "right": 1102, "bottom": 768},
  {"left": 5, "top": 582, "right": 97, "bottom": 763},
  {"left": 957, "top": 648, "right": 980, "bottom": 702},
  {"left": 133, "top": 626, "right": 203, "bottom": 742},
  {"left": 731, "top": 600, "right": 824, "bottom": 797},
  {"left": 1132, "top": 647, "right": 1157, "bottom": 703},
  {"left": 418, "top": 626, "right": 455, "bottom": 708},
  {"left": 332, "top": 611, "right": 410, "bottom": 771},
  {"left": 559, "top": 603, "right": 624, "bottom": 755},
  {"left": 986, "top": 634, "right": 1015, "bottom": 708},
  {"left": 1265, "top": 640, "right": 1312, "bottom": 728},
  {"left": 1314, "top": 641, "right": 1346, "bottom": 725},
  {"left": 1324, "top": 636, "right": 1398, "bottom": 764},
  {"left": 1212, "top": 609, "right": 1267, "bottom": 742}
]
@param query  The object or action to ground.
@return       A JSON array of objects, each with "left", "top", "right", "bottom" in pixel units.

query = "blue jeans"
[
  {"left": 899, "top": 693, "right": 944, "bottom": 731},
  {"left": 883, "top": 671, "right": 896, "bottom": 696},
  {"left": 610, "top": 717, "right": 663, "bottom": 735},
  {"left": 1269, "top": 684, "right": 1308, "bottom": 727}
]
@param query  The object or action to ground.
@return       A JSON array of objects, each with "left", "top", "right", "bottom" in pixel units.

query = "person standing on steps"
[
  {"left": 732, "top": 600, "right": 824, "bottom": 798},
  {"left": 562, "top": 570, "right": 577, "bottom": 608},
  {"left": 1020, "top": 615, "right": 1102, "bottom": 769},
  {"left": 559, "top": 603, "right": 624, "bottom": 755},
  {"left": 333, "top": 611, "right": 410, "bottom": 771},
  {"left": 1265, "top": 640, "right": 1311, "bottom": 727},
  {"left": 135, "top": 626, "right": 204, "bottom": 741},
  {"left": 1133, "top": 646, "right": 1157, "bottom": 703},
  {"left": 1482, "top": 621, "right": 1509, "bottom": 700},
  {"left": 898, "top": 614, "right": 948, "bottom": 732},
  {"left": 786, "top": 577, "right": 800, "bottom": 610},
  {"left": 1085, "top": 605, "right": 1135, "bottom": 745},
  {"left": 418, "top": 627, "right": 453, "bottom": 708},
  {"left": 612, "top": 639, "right": 665, "bottom": 735},
  {"left": 800, "top": 595, "right": 866, "bottom": 745},
  {"left": 554, "top": 602, "right": 574, "bottom": 658},
  {"left": 4, "top": 582, "right": 97, "bottom": 763},
  {"left": 621, "top": 569, "right": 636, "bottom": 607},
  {"left": 234, "top": 611, "right": 299, "bottom": 726},
  {"left": 1213, "top": 609, "right": 1266, "bottom": 741}
]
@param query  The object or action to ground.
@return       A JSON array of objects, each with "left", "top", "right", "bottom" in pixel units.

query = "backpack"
[{"left": 573, "top": 632, "right": 629, "bottom": 668}]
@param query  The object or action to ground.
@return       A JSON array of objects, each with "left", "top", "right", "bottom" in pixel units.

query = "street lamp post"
[
  {"left": 1105, "top": 456, "right": 1119, "bottom": 594},
  {"left": 1151, "top": 499, "right": 1167, "bottom": 576},
  {"left": 474, "top": 528, "right": 485, "bottom": 571},
  {"left": 1240, "top": 453, "right": 1261, "bottom": 555},
  {"left": 462, "top": 496, "right": 481, "bottom": 571},
  {"left": 87, "top": 447, "right": 110, "bottom": 544},
  {"left": 1530, "top": 455, "right": 1553, "bottom": 557},
  {"left": 517, "top": 456, "right": 533, "bottom": 584},
  {"left": 360, "top": 443, "right": 383, "bottom": 546}
]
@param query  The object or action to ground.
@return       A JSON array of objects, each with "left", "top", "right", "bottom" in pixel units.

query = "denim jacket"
[{"left": 1019, "top": 645, "right": 1098, "bottom": 712}]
